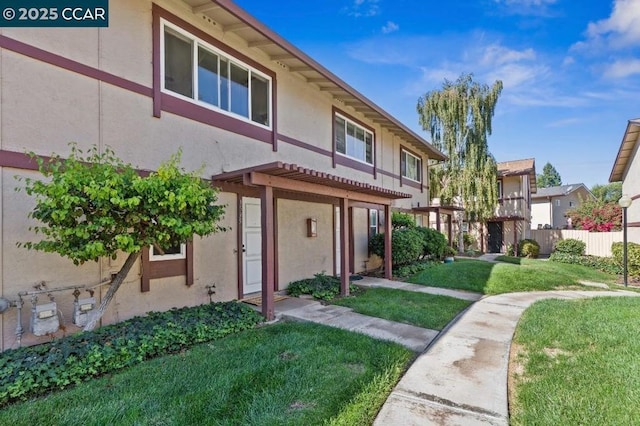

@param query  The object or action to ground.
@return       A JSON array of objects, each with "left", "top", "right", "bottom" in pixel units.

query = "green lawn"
[
  {"left": 0, "top": 322, "right": 413, "bottom": 426},
  {"left": 510, "top": 297, "right": 640, "bottom": 425},
  {"left": 407, "top": 258, "right": 617, "bottom": 294},
  {"left": 333, "top": 287, "right": 472, "bottom": 330}
]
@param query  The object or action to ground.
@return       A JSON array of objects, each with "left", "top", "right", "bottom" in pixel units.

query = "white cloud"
[
  {"left": 480, "top": 44, "right": 536, "bottom": 66},
  {"left": 381, "top": 21, "right": 399, "bottom": 34},
  {"left": 492, "top": 0, "right": 558, "bottom": 16},
  {"left": 587, "top": 0, "right": 640, "bottom": 48},
  {"left": 603, "top": 59, "right": 640, "bottom": 78},
  {"left": 345, "top": 0, "right": 380, "bottom": 17},
  {"left": 562, "top": 56, "right": 575, "bottom": 66}
]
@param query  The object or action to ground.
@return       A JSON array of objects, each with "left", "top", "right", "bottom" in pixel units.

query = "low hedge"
[
  {"left": 554, "top": 239, "right": 586, "bottom": 256},
  {"left": 394, "top": 260, "right": 434, "bottom": 278},
  {"left": 287, "top": 273, "right": 358, "bottom": 300},
  {"left": 549, "top": 252, "right": 622, "bottom": 275},
  {"left": 0, "top": 301, "right": 263, "bottom": 407},
  {"left": 518, "top": 239, "right": 540, "bottom": 258},
  {"left": 612, "top": 242, "right": 640, "bottom": 278}
]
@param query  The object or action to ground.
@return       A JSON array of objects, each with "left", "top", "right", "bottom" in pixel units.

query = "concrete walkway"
[
  {"left": 374, "top": 289, "right": 640, "bottom": 426},
  {"left": 274, "top": 297, "right": 439, "bottom": 352},
  {"left": 357, "top": 276, "right": 483, "bottom": 302}
]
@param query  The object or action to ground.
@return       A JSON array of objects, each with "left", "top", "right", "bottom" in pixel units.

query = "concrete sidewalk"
[
  {"left": 274, "top": 297, "right": 439, "bottom": 352},
  {"left": 357, "top": 276, "right": 483, "bottom": 302},
  {"left": 374, "top": 289, "right": 640, "bottom": 426}
]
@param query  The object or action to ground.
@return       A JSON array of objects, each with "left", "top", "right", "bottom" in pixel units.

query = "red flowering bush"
[{"left": 566, "top": 200, "right": 621, "bottom": 232}]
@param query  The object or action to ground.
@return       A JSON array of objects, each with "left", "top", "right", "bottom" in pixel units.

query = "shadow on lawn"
[{"left": 408, "top": 258, "right": 498, "bottom": 294}]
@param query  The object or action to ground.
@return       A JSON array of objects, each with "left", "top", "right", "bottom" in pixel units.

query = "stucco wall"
[
  {"left": 277, "top": 200, "right": 334, "bottom": 287},
  {"left": 622, "top": 132, "right": 640, "bottom": 235},
  {"left": 0, "top": 0, "right": 440, "bottom": 349}
]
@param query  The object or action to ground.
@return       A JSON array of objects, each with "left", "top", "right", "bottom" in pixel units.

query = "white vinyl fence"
[{"left": 530, "top": 229, "right": 623, "bottom": 257}]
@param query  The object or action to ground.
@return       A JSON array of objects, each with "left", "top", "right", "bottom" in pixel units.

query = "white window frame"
[
  {"left": 497, "top": 180, "right": 503, "bottom": 198},
  {"left": 150, "top": 243, "right": 186, "bottom": 261},
  {"left": 369, "top": 209, "right": 379, "bottom": 236},
  {"left": 160, "top": 19, "right": 272, "bottom": 129},
  {"left": 334, "top": 113, "right": 374, "bottom": 166},
  {"left": 555, "top": 199, "right": 561, "bottom": 207},
  {"left": 401, "top": 149, "right": 422, "bottom": 183}
]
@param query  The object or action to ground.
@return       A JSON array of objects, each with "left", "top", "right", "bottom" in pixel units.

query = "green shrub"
[
  {"left": 612, "top": 242, "right": 640, "bottom": 279},
  {"left": 287, "top": 272, "right": 358, "bottom": 300},
  {"left": 518, "top": 239, "right": 540, "bottom": 258},
  {"left": 391, "top": 212, "right": 416, "bottom": 229},
  {"left": 463, "top": 233, "right": 476, "bottom": 250},
  {"left": 0, "top": 301, "right": 262, "bottom": 407},
  {"left": 506, "top": 244, "right": 515, "bottom": 257},
  {"left": 549, "top": 252, "right": 622, "bottom": 275},
  {"left": 414, "top": 227, "right": 447, "bottom": 259},
  {"left": 369, "top": 228, "right": 423, "bottom": 266},
  {"left": 554, "top": 239, "right": 586, "bottom": 256},
  {"left": 394, "top": 260, "right": 434, "bottom": 278}
]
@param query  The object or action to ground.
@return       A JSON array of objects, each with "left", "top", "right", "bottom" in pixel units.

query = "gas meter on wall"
[
  {"left": 30, "top": 302, "right": 59, "bottom": 336},
  {"left": 73, "top": 297, "right": 96, "bottom": 327}
]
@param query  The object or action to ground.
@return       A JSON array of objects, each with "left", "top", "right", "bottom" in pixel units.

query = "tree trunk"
[
  {"left": 83, "top": 251, "right": 141, "bottom": 332},
  {"left": 457, "top": 210, "right": 464, "bottom": 253}
]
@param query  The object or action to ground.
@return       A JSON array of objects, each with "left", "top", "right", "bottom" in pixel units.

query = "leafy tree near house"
[
  {"left": 565, "top": 199, "right": 621, "bottom": 232},
  {"left": 537, "top": 162, "right": 562, "bottom": 188},
  {"left": 18, "top": 144, "right": 226, "bottom": 331},
  {"left": 591, "top": 182, "right": 622, "bottom": 203},
  {"left": 417, "top": 73, "right": 502, "bottom": 252}
]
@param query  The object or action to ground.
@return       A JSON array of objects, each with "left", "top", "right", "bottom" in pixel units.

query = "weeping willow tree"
[{"left": 417, "top": 73, "right": 502, "bottom": 252}]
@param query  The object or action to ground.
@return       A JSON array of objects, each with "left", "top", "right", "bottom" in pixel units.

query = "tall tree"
[
  {"left": 417, "top": 73, "right": 502, "bottom": 251},
  {"left": 591, "top": 182, "right": 622, "bottom": 203},
  {"left": 537, "top": 162, "right": 562, "bottom": 188},
  {"left": 18, "top": 145, "right": 227, "bottom": 331}
]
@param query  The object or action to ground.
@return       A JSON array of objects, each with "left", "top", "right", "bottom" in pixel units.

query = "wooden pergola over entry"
[{"left": 212, "top": 162, "right": 412, "bottom": 321}]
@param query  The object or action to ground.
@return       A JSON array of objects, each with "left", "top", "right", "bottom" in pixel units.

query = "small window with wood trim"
[
  {"left": 401, "top": 149, "right": 422, "bottom": 182},
  {"left": 150, "top": 243, "right": 186, "bottom": 261}
]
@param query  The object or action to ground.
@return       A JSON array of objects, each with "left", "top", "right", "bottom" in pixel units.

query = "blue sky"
[{"left": 235, "top": 0, "right": 640, "bottom": 188}]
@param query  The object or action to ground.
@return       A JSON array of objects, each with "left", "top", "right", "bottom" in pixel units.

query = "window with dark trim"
[
  {"left": 334, "top": 113, "right": 374, "bottom": 165},
  {"left": 141, "top": 241, "right": 194, "bottom": 292},
  {"left": 401, "top": 149, "right": 422, "bottom": 182},
  {"left": 162, "top": 20, "right": 272, "bottom": 127}
]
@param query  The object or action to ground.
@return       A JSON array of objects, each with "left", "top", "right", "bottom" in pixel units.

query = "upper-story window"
[
  {"left": 401, "top": 149, "right": 422, "bottom": 182},
  {"left": 162, "top": 21, "right": 271, "bottom": 127},
  {"left": 497, "top": 180, "right": 503, "bottom": 198},
  {"left": 334, "top": 114, "right": 374, "bottom": 165}
]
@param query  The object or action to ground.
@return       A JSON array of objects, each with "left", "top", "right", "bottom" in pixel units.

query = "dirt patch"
[
  {"left": 508, "top": 342, "right": 527, "bottom": 420},
  {"left": 279, "top": 351, "right": 297, "bottom": 360},
  {"left": 543, "top": 347, "right": 571, "bottom": 358},
  {"left": 288, "top": 401, "right": 316, "bottom": 412}
]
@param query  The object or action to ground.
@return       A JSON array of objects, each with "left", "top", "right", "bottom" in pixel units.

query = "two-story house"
[
  {"left": 610, "top": 118, "right": 640, "bottom": 243},
  {"left": 531, "top": 184, "right": 594, "bottom": 230},
  {"left": 0, "top": 0, "right": 445, "bottom": 350},
  {"left": 484, "top": 159, "right": 537, "bottom": 253}
]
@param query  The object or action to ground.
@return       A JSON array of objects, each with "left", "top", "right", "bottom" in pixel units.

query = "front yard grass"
[
  {"left": 332, "top": 287, "right": 472, "bottom": 330},
  {"left": 407, "top": 258, "right": 617, "bottom": 294},
  {"left": 510, "top": 297, "right": 640, "bottom": 425},
  {"left": 0, "top": 322, "right": 413, "bottom": 426}
]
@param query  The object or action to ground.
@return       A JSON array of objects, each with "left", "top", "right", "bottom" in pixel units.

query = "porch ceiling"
[
  {"left": 212, "top": 162, "right": 412, "bottom": 203},
  {"left": 610, "top": 119, "right": 640, "bottom": 182},
  {"left": 183, "top": 0, "right": 446, "bottom": 161}
]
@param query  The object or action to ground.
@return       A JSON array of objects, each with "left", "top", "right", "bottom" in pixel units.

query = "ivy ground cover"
[{"left": 0, "top": 322, "right": 412, "bottom": 425}]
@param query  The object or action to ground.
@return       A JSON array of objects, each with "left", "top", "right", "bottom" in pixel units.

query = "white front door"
[
  {"left": 335, "top": 206, "right": 341, "bottom": 275},
  {"left": 243, "top": 197, "right": 262, "bottom": 295}
]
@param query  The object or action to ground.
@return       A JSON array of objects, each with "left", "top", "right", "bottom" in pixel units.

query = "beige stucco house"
[
  {"left": 482, "top": 159, "right": 537, "bottom": 253},
  {"left": 610, "top": 118, "right": 640, "bottom": 243},
  {"left": 0, "top": 0, "right": 446, "bottom": 350},
  {"left": 531, "top": 184, "right": 594, "bottom": 230}
]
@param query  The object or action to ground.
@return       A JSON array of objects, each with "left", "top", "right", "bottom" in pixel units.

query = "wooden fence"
[{"left": 530, "top": 229, "right": 623, "bottom": 257}]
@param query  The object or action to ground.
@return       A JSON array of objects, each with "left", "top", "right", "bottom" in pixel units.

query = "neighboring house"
[
  {"left": 610, "top": 118, "right": 640, "bottom": 243},
  {"left": 0, "top": 0, "right": 445, "bottom": 350},
  {"left": 483, "top": 159, "right": 537, "bottom": 253},
  {"left": 531, "top": 184, "right": 595, "bottom": 230}
]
